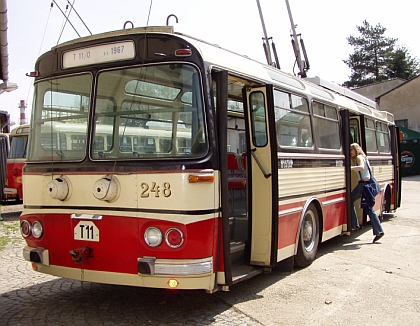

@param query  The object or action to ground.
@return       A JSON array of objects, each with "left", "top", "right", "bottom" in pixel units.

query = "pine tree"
[
  {"left": 342, "top": 20, "right": 419, "bottom": 88},
  {"left": 343, "top": 20, "right": 396, "bottom": 87},
  {"left": 386, "top": 46, "right": 419, "bottom": 80}
]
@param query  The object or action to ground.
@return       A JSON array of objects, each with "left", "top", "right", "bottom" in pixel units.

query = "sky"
[{"left": 1, "top": 0, "right": 419, "bottom": 125}]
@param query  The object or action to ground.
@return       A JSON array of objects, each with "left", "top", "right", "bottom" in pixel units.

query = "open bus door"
[
  {"left": 340, "top": 109, "right": 353, "bottom": 232},
  {"left": 390, "top": 124, "right": 402, "bottom": 210},
  {"left": 348, "top": 113, "right": 369, "bottom": 225},
  {"left": 243, "top": 85, "right": 278, "bottom": 267}
]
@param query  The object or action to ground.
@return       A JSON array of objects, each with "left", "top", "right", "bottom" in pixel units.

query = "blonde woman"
[{"left": 350, "top": 143, "right": 384, "bottom": 243}]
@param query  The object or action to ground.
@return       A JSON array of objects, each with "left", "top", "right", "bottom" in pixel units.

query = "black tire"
[
  {"left": 379, "top": 188, "right": 390, "bottom": 222},
  {"left": 294, "top": 204, "right": 320, "bottom": 268}
]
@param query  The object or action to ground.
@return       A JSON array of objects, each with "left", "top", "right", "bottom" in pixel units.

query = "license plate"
[{"left": 74, "top": 221, "right": 100, "bottom": 242}]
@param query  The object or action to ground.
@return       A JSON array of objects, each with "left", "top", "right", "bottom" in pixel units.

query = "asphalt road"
[{"left": 1, "top": 175, "right": 419, "bottom": 325}]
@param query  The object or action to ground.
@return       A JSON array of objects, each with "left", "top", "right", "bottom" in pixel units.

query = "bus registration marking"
[
  {"left": 74, "top": 221, "right": 100, "bottom": 242},
  {"left": 141, "top": 182, "right": 172, "bottom": 198},
  {"left": 63, "top": 41, "right": 135, "bottom": 68}
]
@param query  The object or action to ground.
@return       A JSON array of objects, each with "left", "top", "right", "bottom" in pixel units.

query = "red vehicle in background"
[{"left": 3, "top": 124, "right": 29, "bottom": 202}]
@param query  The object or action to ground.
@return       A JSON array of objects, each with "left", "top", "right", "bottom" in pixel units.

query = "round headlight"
[
  {"left": 46, "top": 177, "right": 70, "bottom": 201},
  {"left": 165, "top": 228, "right": 184, "bottom": 248},
  {"left": 92, "top": 177, "right": 119, "bottom": 202},
  {"left": 144, "top": 227, "right": 162, "bottom": 247},
  {"left": 20, "top": 220, "right": 31, "bottom": 237},
  {"left": 32, "top": 221, "right": 44, "bottom": 238}
]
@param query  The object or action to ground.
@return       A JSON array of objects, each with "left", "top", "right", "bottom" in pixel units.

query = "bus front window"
[
  {"left": 9, "top": 136, "right": 28, "bottom": 159},
  {"left": 28, "top": 74, "right": 92, "bottom": 162},
  {"left": 92, "top": 63, "right": 207, "bottom": 159}
]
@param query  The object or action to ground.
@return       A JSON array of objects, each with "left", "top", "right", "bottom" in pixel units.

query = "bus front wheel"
[{"left": 294, "top": 204, "right": 319, "bottom": 268}]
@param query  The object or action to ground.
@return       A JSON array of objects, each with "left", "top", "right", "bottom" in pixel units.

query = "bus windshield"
[
  {"left": 9, "top": 136, "right": 28, "bottom": 159},
  {"left": 92, "top": 63, "right": 206, "bottom": 159},
  {"left": 28, "top": 63, "right": 207, "bottom": 162},
  {"left": 28, "top": 74, "right": 91, "bottom": 162}
]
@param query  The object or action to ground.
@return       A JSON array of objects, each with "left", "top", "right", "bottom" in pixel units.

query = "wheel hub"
[{"left": 303, "top": 220, "right": 313, "bottom": 241}]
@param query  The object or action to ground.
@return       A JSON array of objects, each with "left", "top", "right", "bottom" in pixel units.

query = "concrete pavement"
[{"left": 1, "top": 176, "right": 419, "bottom": 325}]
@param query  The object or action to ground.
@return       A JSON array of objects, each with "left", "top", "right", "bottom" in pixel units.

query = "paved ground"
[{"left": 1, "top": 176, "right": 419, "bottom": 325}]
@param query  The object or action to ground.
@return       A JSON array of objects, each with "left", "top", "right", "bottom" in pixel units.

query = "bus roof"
[
  {"left": 10, "top": 124, "right": 30, "bottom": 136},
  {"left": 50, "top": 26, "right": 393, "bottom": 124}
]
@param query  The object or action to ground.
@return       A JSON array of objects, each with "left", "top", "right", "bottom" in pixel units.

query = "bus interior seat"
[{"left": 227, "top": 152, "right": 246, "bottom": 189}]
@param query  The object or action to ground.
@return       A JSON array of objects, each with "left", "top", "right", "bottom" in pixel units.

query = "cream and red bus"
[
  {"left": 3, "top": 124, "right": 29, "bottom": 202},
  {"left": 20, "top": 25, "right": 401, "bottom": 293}
]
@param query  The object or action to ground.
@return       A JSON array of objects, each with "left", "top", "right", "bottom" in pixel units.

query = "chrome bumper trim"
[{"left": 138, "top": 257, "right": 213, "bottom": 275}]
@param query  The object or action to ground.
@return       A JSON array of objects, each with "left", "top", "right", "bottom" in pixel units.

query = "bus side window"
[
  {"left": 249, "top": 92, "right": 268, "bottom": 147},
  {"left": 190, "top": 125, "right": 206, "bottom": 155},
  {"left": 376, "top": 121, "right": 390, "bottom": 153},
  {"left": 300, "top": 129, "right": 312, "bottom": 147},
  {"left": 365, "top": 118, "right": 378, "bottom": 153},
  {"left": 94, "top": 136, "right": 105, "bottom": 151},
  {"left": 145, "top": 138, "right": 156, "bottom": 153},
  {"left": 274, "top": 90, "right": 311, "bottom": 149},
  {"left": 350, "top": 118, "right": 360, "bottom": 144},
  {"left": 313, "top": 102, "right": 340, "bottom": 150}
]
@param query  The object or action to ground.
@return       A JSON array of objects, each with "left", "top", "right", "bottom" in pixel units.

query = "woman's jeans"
[{"left": 351, "top": 181, "right": 384, "bottom": 235}]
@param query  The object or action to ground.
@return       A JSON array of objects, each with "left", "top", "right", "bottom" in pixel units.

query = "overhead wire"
[
  {"left": 56, "top": 0, "right": 77, "bottom": 44},
  {"left": 25, "top": 2, "right": 54, "bottom": 114},
  {"left": 51, "top": 0, "right": 81, "bottom": 42},
  {"left": 117, "top": 0, "right": 154, "bottom": 162},
  {"left": 146, "top": 0, "right": 153, "bottom": 26},
  {"left": 108, "top": 0, "right": 154, "bottom": 201},
  {"left": 31, "top": 1, "right": 89, "bottom": 178},
  {"left": 66, "top": 0, "right": 92, "bottom": 35}
]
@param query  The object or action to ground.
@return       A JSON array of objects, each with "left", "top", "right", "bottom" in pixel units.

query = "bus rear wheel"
[{"left": 294, "top": 204, "right": 319, "bottom": 268}]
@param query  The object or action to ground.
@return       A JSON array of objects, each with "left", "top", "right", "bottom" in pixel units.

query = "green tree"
[
  {"left": 386, "top": 46, "right": 419, "bottom": 79},
  {"left": 343, "top": 20, "right": 419, "bottom": 88}
]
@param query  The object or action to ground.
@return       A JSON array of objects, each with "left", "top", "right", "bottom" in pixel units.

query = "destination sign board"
[{"left": 62, "top": 41, "right": 135, "bottom": 68}]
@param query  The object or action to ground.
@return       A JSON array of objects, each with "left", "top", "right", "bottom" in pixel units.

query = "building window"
[{"left": 395, "top": 119, "right": 408, "bottom": 128}]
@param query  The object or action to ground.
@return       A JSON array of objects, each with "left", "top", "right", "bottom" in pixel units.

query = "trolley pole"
[
  {"left": 285, "top": 0, "right": 306, "bottom": 77},
  {"left": 256, "top": 0, "right": 273, "bottom": 66}
]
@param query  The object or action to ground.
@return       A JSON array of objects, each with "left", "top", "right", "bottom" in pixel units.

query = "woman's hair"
[{"left": 350, "top": 143, "right": 366, "bottom": 157}]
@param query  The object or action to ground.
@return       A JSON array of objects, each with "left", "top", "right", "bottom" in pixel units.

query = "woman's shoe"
[
  {"left": 352, "top": 226, "right": 362, "bottom": 231},
  {"left": 373, "top": 233, "right": 384, "bottom": 243}
]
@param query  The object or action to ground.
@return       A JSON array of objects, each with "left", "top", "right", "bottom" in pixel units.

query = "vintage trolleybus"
[
  {"left": 21, "top": 26, "right": 401, "bottom": 293},
  {"left": 3, "top": 124, "right": 29, "bottom": 202}
]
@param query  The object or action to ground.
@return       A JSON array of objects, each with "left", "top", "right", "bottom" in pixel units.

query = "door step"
[
  {"left": 231, "top": 265, "right": 263, "bottom": 284},
  {"left": 230, "top": 241, "right": 245, "bottom": 265}
]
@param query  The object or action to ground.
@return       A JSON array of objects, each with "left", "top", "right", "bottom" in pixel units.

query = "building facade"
[
  {"left": 376, "top": 76, "right": 420, "bottom": 132},
  {"left": 353, "top": 78, "right": 406, "bottom": 101}
]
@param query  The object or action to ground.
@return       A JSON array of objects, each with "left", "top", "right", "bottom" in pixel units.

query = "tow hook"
[{"left": 69, "top": 246, "right": 93, "bottom": 265}]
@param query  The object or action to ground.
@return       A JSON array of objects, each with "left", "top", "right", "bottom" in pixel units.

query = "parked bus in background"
[
  {"left": 4, "top": 124, "right": 29, "bottom": 203},
  {"left": 0, "top": 132, "right": 8, "bottom": 203},
  {"left": 20, "top": 25, "right": 401, "bottom": 293},
  {"left": 1, "top": 110, "right": 10, "bottom": 203}
]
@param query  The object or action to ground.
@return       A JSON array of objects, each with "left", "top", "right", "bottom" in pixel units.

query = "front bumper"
[
  {"left": 23, "top": 246, "right": 213, "bottom": 276},
  {"left": 23, "top": 246, "right": 50, "bottom": 266}
]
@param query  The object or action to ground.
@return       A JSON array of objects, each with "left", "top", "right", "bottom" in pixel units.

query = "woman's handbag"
[
  {"left": 361, "top": 159, "right": 381, "bottom": 208},
  {"left": 366, "top": 160, "right": 381, "bottom": 196}
]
